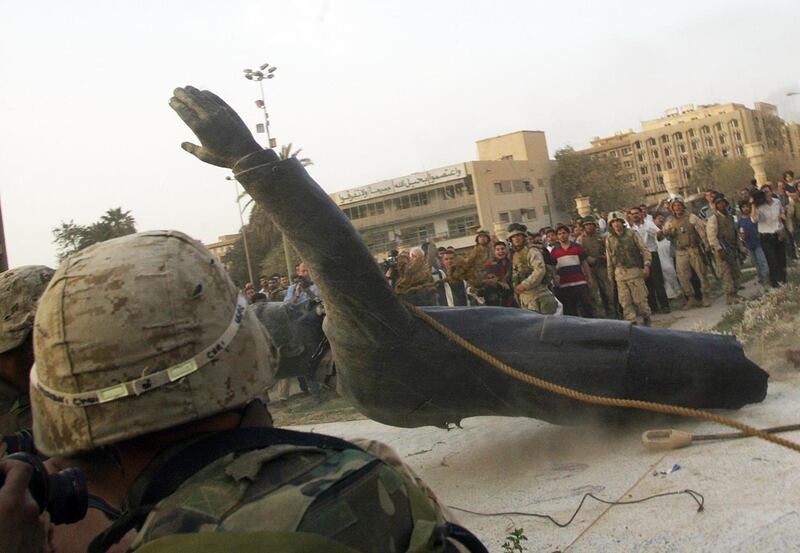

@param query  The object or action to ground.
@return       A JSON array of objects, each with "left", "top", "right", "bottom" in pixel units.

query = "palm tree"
[{"left": 278, "top": 143, "right": 313, "bottom": 167}]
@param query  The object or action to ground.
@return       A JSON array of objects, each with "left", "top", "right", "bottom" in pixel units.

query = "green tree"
[
  {"left": 53, "top": 207, "right": 137, "bottom": 260},
  {"left": 689, "top": 153, "right": 754, "bottom": 198},
  {"left": 225, "top": 145, "right": 313, "bottom": 285},
  {"left": 552, "top": 146, "right": 642, "bottom": 216}
]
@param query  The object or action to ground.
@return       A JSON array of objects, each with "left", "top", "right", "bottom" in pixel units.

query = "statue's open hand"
[{"left": 170, "top": 86, "right": 265, "bottom": 169}]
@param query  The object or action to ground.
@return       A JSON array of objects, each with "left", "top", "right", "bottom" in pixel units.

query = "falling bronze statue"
[{"left": 170, "top": 86, "right": 768, "bottom": 428}]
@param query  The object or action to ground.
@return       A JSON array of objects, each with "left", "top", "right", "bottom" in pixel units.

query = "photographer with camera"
[
  {"left": 0, "top": 458, "right": 53, "bottom": 553},
  {"left": 283, "top": 262, "right": 319, "bottom": 306},
  {"left": 750, "top": 184, "right": 787, "bottom": 287}
]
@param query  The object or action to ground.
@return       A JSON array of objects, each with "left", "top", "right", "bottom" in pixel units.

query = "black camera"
[
  {"left": 2, "top": 429, "right": 37, "bottom": 455},
  {"left": 750, "top": 188, "right": 767, "bottom": 206},
  {"left": 0, "top": 451, "right": 88, "bottom": 525}
]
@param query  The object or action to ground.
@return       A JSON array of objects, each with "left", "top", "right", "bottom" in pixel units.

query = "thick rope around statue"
[{"left": 405, "top": 303, "right": 800, "bottom": 454}]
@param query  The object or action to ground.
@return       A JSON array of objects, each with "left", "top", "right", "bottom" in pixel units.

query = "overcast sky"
[{"left": 1, "top": 0, "right": 798, "bottom": 267}]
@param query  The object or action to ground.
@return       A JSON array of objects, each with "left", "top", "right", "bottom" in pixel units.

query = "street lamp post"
[
  {"left": 226, "top": 176, "right": 255, "bottom": 286},
  {"left": 242, "top": 62, "right": 294, "bottom": 278},
  {"left": 244, "top": 64, "right": 278, "bottom": 149}
]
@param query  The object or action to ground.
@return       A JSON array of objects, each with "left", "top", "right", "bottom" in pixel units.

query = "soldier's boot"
[
  {"left": 702, "top": 296, "right": 712, "bottom": 307},
  {"left": 682, "top": 298, "right": 699, "bottom": 310},
  {"left": 642, "top": 314, "right": 651, "bottom": 327}
]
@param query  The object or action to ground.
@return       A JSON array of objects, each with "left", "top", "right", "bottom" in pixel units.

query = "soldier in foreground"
[
  {"left": 28, "top": 231, "right": 484, "bottom": 553},
  {"left": 0, "top": 265, "right": 53, "bottom": 436},
  {"left": 576, "top": 215, "right": 617, "bottom": 318},
  {"left": 605, "top": 212, "right": 652, "bottom": 326},
  {"left": 508, "top": 223, "right": 557, "bottom": 314},
  {"left": 706, "top": 194, "right": 742, "bottom": 305},
  {"left": 664, "top": 197, "right": 712, "bottom": 308}
]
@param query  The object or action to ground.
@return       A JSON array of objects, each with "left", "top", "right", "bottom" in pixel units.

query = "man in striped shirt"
[{"left": 550, "top": 224, "right": 595, "bottom": 317}]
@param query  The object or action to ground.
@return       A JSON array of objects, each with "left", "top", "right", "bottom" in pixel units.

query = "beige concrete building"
[
  {"left": 579, "top": 102, "right": 800, "bottom": 198},
  {"left": 205, "top": 233, "right": 240, "bottom": 270},
  {"left": 330, "top": 131, "right": 565, "bottom": 258}
]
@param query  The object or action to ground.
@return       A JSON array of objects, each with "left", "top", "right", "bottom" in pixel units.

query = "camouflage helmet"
[
  {"left": 0, "top": 265, "right": 54, "bottom": 354},
  {"left": 581, "top": 215, "right": 597, "bottom": 225},
  {"left": 30, "top": 231, "right": 275, "bottom": 457},
  {"left": 607, "top": 211, "right": 626, "bottom": 225},
  {"left": 669, "top": 196, "right": 686, "bottom": 209}
]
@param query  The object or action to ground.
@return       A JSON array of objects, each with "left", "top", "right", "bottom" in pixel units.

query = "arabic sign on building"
[{"left": 332, "top": 163, "right": 468, "bottom": 205}]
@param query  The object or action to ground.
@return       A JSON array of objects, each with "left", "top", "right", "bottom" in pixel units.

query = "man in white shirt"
[
  {"left": 628, "top": 206, "right": 671, "bottom": 313},
  {"left": 750, "top": 185, "right": 787, "bottom": 286}
]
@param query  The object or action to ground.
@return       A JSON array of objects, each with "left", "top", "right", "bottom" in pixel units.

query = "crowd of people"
[{"left": 380, "top": 170, "right": 800, "bottom": 327}]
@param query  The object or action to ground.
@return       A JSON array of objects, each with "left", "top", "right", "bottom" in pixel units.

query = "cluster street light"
[
  {"left": 241, "top": 62, "right": 294, "bottom": 277},
  {"left": 244, "top": 63, "right": 278, "bottom": 148}
]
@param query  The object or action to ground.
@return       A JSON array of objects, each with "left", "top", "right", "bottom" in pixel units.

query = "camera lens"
[
  {"left": 2, "top": 429, "right": 37, "bottom": 455},
  {"left": 47, "top": 467, "right": 88, "bottom": 525}
]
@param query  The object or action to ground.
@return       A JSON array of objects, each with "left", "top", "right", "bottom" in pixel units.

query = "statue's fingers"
[
  {"left": 169, "top": 97, "right": 201, "bottom": 128},
  {"left": 181, "top": 141, "right": 203, "bottom": 158},
  {"left": 174, "top": 86, "right": 212, "bottom": 118}
]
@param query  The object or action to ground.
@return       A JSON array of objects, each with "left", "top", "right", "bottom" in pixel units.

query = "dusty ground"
[{"left": 277, "top": 266, "right": 800, "bottom": 551}]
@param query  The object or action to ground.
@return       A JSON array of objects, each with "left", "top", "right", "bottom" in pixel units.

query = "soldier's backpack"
[{"left": 88, "top": 427, "right": 487, "bottom": 553}]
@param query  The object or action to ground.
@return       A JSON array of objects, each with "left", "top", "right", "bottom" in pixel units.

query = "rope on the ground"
[{"left": 404, "top": 303, "right": 800, "bottom": 454}]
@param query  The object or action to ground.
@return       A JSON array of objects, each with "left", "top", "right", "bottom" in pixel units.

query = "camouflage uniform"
[
  {"left": 665, "top": 212, "right": 710, "bottom": 304},
  {"left": 577, "top": 232, "right": 616, "bottom": 318},
  {"left": 29, "top": 232, "right": 480, "bottom": 553},
  {"left": 606, "top": 229, "right": 652, "bottom": 323},
  {"left": 0, "top": 265, "right": 54, "bottom": 436},
  {"left": 707, "top": 209, "right": 740, "bottom": 299},
  {"left": 512, "top": 245, "right": 557, "bottom": 314}
]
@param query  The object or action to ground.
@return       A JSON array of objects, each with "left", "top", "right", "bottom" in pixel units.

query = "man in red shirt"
[{"left": 550, "top": 224, "right": 595, "bottom": 317}]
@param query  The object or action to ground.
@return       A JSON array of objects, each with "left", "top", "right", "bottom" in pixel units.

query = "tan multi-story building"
[
  {"left": 330, "top": 131, "right": 565, "bottom": 258},
  {"left": 579, "top": 102, "right": 800, "bottom": 198},
  {"left": 205, "top": 233, "right": 240, "bottom": 270}
]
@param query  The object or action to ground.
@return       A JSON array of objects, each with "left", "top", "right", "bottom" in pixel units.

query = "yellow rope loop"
[{"left": 405, "top": 303, "right": 800, "bottom": 454}]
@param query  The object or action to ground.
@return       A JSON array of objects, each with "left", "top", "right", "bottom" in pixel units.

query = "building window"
[
  {"left": 393, "top": 192, "right": 430, "bottom": 210},
  {"left": 343, "top": 200, "right": 385, "bottom": 220},
  {"left": 678, "top": 144, "right": 686, "bottom": 153},
  {"left": 736, "top": 145, "right": 744, "bottom": 155},
  {"left": 701, "top": 126, "right": 710, "bottom": 134},
  {"left": 680, "top": 156, "right": 688, "bottom": 166},
  {"left": 498, "top": 211, "right": 510, "bottom": 223},
  {"left": 664, "top": 147, "right": 671, "bottom": 156},
  {"left": 447, "top": 213, "right": 479, "bottom": 238},
  {"left": 512, "top": 180, "right": 531, "bottom": 193},
  {"left": 640, "top": 166, "right": 649, "bottom": 175},
  {"left": 715, "top": 122, "right": 722, "bottom": 130},
  {"left": 683, "top": 170, "right": 691, "bottom": 179},
  {"left": 521, "top": 207, "right": 537, "bottom": 220},
  {"left": 642, "top": 178, "right": 650, "bottom": 188},
  {"left": 537, "top": 178, "right": 545, "bottom": 188},
  {"left": 687, "top": 129, "right": 695, "bottom": 138},
  {"left": 660, "top": 135, "right": 669, "bottom": 143},
  {"left": 657, "top": 176, "right": 664, "bottom": 185},
  {"left": 637, "top": 153, "right": 645, "bottom": 162},
  {"left": 652, "top": 150, "right": 660, "bottom": 159},
  {"left": 734, "top": 131, "right": 742, "bottom": 141},
  {"left": 705, "top": 137, "right": 714, "bottom": 147},
  {"left": 494, "top": 181, "right": 512, "bottom": 194},
  {"left": 673, "top": 131, "right": 683, "bottom": 140},
  {"left": 622, "top": 147, "right": 631, "bottom": 155},
  {"left": 731, "top": 119, "right": 739, "bottom": 128},
  {"left": 655, "top": 162, "right": 662, "bottom": 172},
  {"left": 722, "top": 149, "right": 729, "bottom": 158},
  {"left": 363, "top": 231, "right": 389, "bottom": 252},
  {"left": 691, "top": 140, "right": 699, "bottom": 150},
  {"left": 399, "top": 223, "right": 435, "bottom": 244},
  {"left": 623, "top": 160, "right": 633, "bottom": 168},
  {"left": 634, "top": 141, "right": 642, "bottom": 149},
  {"left": 647, "top": 138, "right": 656, "bottom": 146},
  {"left": 719, "top": 135, "right": 726, "bottom": 144}
]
